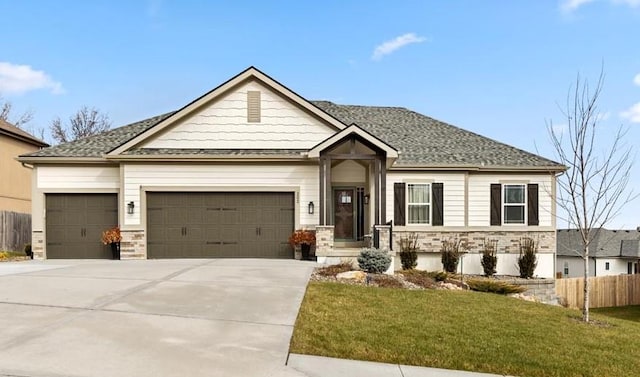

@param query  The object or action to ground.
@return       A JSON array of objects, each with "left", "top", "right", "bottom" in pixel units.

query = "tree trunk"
[{"left": 583, "top": 244, "right": 589, "bottom": 322}]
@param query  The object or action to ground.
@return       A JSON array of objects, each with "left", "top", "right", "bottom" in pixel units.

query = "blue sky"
[{"left": 1, "top": 0, "right": 639, "bottom": 227}]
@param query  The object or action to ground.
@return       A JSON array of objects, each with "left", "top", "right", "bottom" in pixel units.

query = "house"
[
  {"left": 0, "top": 119, "right": 48, "bottom": 250},
  {"left": 557, "top": 228, "right": 640, "bottom": 278},
  {"left": 18, "top": 67, "right": 564, "bottom": 277}
]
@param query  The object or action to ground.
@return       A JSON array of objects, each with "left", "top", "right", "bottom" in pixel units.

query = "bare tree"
[
  {"left": 548, "top": 70, "right": 635, "bottom": 322},
  {"left": 50, "top": 106, "right": 111, "bottom": 143},
  {"left": 0, "top": 96, "right": 34, "bottom": 128}
]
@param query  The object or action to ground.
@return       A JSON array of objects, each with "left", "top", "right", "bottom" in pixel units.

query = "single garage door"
[
  {"left": 147, "top": 192, "right": 294, "bottom": 259},
  {"left": 45, "top": 193, "right": 118, "bottom": 259}
]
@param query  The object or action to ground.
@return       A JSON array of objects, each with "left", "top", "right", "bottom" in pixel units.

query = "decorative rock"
[
  {"left": 336, "top": 270, "right": 367, "bottom": 282},
  {"left": 509, "top": 293, "right": 538, "bottom": 302},
  {"left": 437, "top": 282, "right": 463, "bottom": 290}
]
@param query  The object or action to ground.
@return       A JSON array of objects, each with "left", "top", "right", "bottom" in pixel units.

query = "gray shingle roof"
[
  {"left": 557, "top": 229, "right": 640, "bottom": 258},
  {"left": 121, "top": 148, "right": 307, "bottom": 156},
  {"left": 21, "top": 101, "right": 563, "bottom": 169},
  {"left": 311, "top": 101, "right": 562, "bottom": 168},
  {"left": 23, "top": 112, "right": 174, "bottom": 158}
]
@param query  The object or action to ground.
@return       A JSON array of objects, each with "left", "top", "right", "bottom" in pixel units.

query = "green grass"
[
  {"left": 290, "top": 282, "right": 640, "bottom": 377},
  {"left": 593, "top": 305, "right": 640, "bottom": 323}
]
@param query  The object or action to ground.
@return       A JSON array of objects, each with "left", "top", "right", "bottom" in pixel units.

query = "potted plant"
[
  {"left": 101, "top": 226, "right": 122, "bottom": 260},
  {"left": 288, "top": 229, "right": 316, "bottom": 260}
]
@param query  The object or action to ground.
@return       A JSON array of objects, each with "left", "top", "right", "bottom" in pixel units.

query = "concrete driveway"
[{"left": 0, "top": 259, "right": 316, "bottom": 377}]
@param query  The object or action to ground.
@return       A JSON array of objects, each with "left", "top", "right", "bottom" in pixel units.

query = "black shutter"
[
  {"left": 432, "top": 183, "right": 444, "bottom": 226},
  {"left": 394, "top": 183, "right": 406, "bottom": 226},
  {"left": 490, "top": 184, "right": 502, "bottom": 226},
  {"left": 527, "top": 184, "right": 539, "bottom": 226}
]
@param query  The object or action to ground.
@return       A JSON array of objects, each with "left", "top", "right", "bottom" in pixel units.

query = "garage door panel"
[
  {"left": 147, "top": 192, "right": 294, "bottom": 259},
  {"left": 45, "top": 194, "right": 118, "bottom": 259}
]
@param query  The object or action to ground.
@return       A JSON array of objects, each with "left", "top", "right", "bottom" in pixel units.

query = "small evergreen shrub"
[
  {"left": 441, "top": 238, "right": 463, "bottom": 273},
  {"left": 398, "top": 233, "right": 419, "bottom": 270},
  {"left": 357, "top": 247, "right": 391, "bottom": 274},
  {"left": 518, "top": 237, "right": 538, "bottom": 279},
  {"left": 480, "top": 239, "right": 498, "bottom": 277},
  {"left": 467, "top": 279, "right": 526, "bottom": 294},
  {"left": 316, "top": 262, "right": 353, "bottom": 277}
]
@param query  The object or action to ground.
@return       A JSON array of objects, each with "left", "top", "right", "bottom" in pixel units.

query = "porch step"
[{"left": 326, "top": 247, "right": 362, "bottom": 257}]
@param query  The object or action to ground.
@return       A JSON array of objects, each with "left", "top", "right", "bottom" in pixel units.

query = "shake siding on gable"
[
  {"left": 467, "top": 174, "right": 553, "bottom": 227},
  {"left": 122, "top": 163, "right": 319, "bottom": 227},
  {"left": 143, "top": 80, "right": 335, "bottom": 150},
  {"left": 386, "top": 172, "right": 465, "bottom": 227}
]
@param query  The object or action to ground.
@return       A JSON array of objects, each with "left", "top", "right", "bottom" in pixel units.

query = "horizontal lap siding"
[
  {"left": 123, "top": 164, "right": 318, "bottom": 227},
  {"left": 468, "top": 173, "right": 553, "bottom": 227},
  {"left": 37, "top": 166, "right": 120, "bottom": 189},
  {"left": 386, "top": 172, "right": 465, "bottom": 226},
  {"left": 143, "top": 80, "right": 335, "bottom": 150}
]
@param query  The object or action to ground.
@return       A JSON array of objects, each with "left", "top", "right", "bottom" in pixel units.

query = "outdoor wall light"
[
  {"left": 127, "top": 201, "right": 135, "bottom": 215},
  {"left": 308, "top": 201, "right": 314, "bottom": 215},
  {"left": 364, "top": 194, "right": 370, "bottom": 205}
]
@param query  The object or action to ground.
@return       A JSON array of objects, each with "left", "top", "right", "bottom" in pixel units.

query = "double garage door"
[{"left": 45, "top": 192, "right": 294, "bottom": 259}]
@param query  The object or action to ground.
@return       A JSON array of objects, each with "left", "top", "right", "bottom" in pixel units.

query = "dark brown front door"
[{"left": 334, "top": 188, "right": 355, "bottom": 240}]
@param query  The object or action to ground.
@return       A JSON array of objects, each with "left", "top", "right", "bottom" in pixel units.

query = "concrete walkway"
[{"left": 284, "top": 354, "right": 512, "bottom": 377}]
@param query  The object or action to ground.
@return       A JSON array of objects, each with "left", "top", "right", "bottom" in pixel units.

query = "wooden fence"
[
  {"left": 556, "top": 274, "right": 640, "bottom": 309},
  {"left": 0, "top": 211, "right": 31, "bottom": 252}
]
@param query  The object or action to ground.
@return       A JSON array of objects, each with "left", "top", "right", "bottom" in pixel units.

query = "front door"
[{"left": 334, "top": 188, "right": 355, "bottom": 240}]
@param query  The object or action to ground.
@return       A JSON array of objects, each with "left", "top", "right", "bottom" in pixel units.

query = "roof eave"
[
  {"left": 103, "top": 154, "right": 309, "bottom": 162},
  {"left": 389, "top": 164, "right": 567, "bottom": 172},
  {"left": 16, "top": 156, "right": 113, "bottom": 164}
]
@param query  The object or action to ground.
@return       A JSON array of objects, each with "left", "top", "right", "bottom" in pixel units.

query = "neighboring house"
[
  {"left": 0, "top": 119, "right": 48, "bottom": 250},
  {"left": 18, "top": 67, "right": 565, "bottom": 277},
  {"left": 557, "top": 228, "right": 640, "bottom": 278}
]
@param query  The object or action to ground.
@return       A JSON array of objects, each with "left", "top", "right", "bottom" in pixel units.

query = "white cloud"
[
  {"left": 551, "top": 123, "right": 568, "bottom": 135},
  {"left": 0, "top": 62, "right": 63, "bottom": 95},
  {"left": 620, "top": 102, "right": 640, "bottom": 123},
  {"left": 561, "top": 0, "right": 596, "bottom": 12},
  {"left": 634, "top": 73, "right": 640, "bottom": 86},
  {"left": 372, "top": 33, "right": 427, "bottom": 61}
]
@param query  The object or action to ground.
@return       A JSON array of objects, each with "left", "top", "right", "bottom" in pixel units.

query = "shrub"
[
  {"left": 370, "top": 274, "right": 404, "bottom": 288},
  {"left": 480, "top": 239, "right": 498, "bottom": 277},
  {"left": 518, "top": 237, "right": 538, "bottom": 278},
  {"left": 316, "top": 262, "right": 353, "bottom": 277},
  {"left": 357, "top": 248, "right": 391, "bottom": 274},
  {"left": 467, "top": 279, "right": 526, "bottom": 294},
  {"left": 429, "top": 271, "right": 448, "bottom": 282},
  {"left": 398, "top": 233, "right": 419, "bottom": 270},
  {"left": 441, "top": 238, "right": 463, "bottom": 273},
  {"left": 23, "top": 243, "right": 33, "bottom": 257},
  {"left": 399, "top": 270, "right": 436, "bottom": 288}
]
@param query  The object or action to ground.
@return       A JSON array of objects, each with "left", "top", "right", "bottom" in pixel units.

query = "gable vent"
[{"left": 247, "top": 90, "right": 261, "bottom": 123}]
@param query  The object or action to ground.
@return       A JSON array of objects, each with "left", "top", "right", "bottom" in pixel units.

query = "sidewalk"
[{"left": 284, "top": 354, "right": 513, "bottom": 377}]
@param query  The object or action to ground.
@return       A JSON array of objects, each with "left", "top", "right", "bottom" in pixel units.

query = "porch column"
[
  {"left": 325, "top": 156, "right": 332, "bottom": 225},
  {"left": 319, "top": 157, "right": 325, "bottom": 225},
  {"left": 373, "top": 157, "right": 380, "bottom": 225},
  {"left": 380, "top": 157, "right": 386, "bottom": 223}
]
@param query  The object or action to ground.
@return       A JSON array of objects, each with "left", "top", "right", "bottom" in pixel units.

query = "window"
[
  {"left": 503, "top": 184, "right": 526, "bottom": 224},
  {"left": 563, "top": 262, "right": 569, "bottom": 276},
  {"left": 605, "top": 262, "right": 610, "bottom": 270},
  {"left": 407, "top": 183, "right": 430, "bottom": 224}
]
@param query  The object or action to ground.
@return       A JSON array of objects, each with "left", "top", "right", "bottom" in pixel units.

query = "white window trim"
[
  {"left": 502, "top": 184, "right": 526, "bottom": 225},
  {"left": 406, "top": 183, "right": 431, "bottom": 225}
]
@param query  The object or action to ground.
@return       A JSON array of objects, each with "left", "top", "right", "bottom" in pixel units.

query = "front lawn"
[
  {"left": 290, "top": 282, "right": 640, "bottom": 377},
  {"left": 593, "top": 305, "right": 640, "bottom": 323}
]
